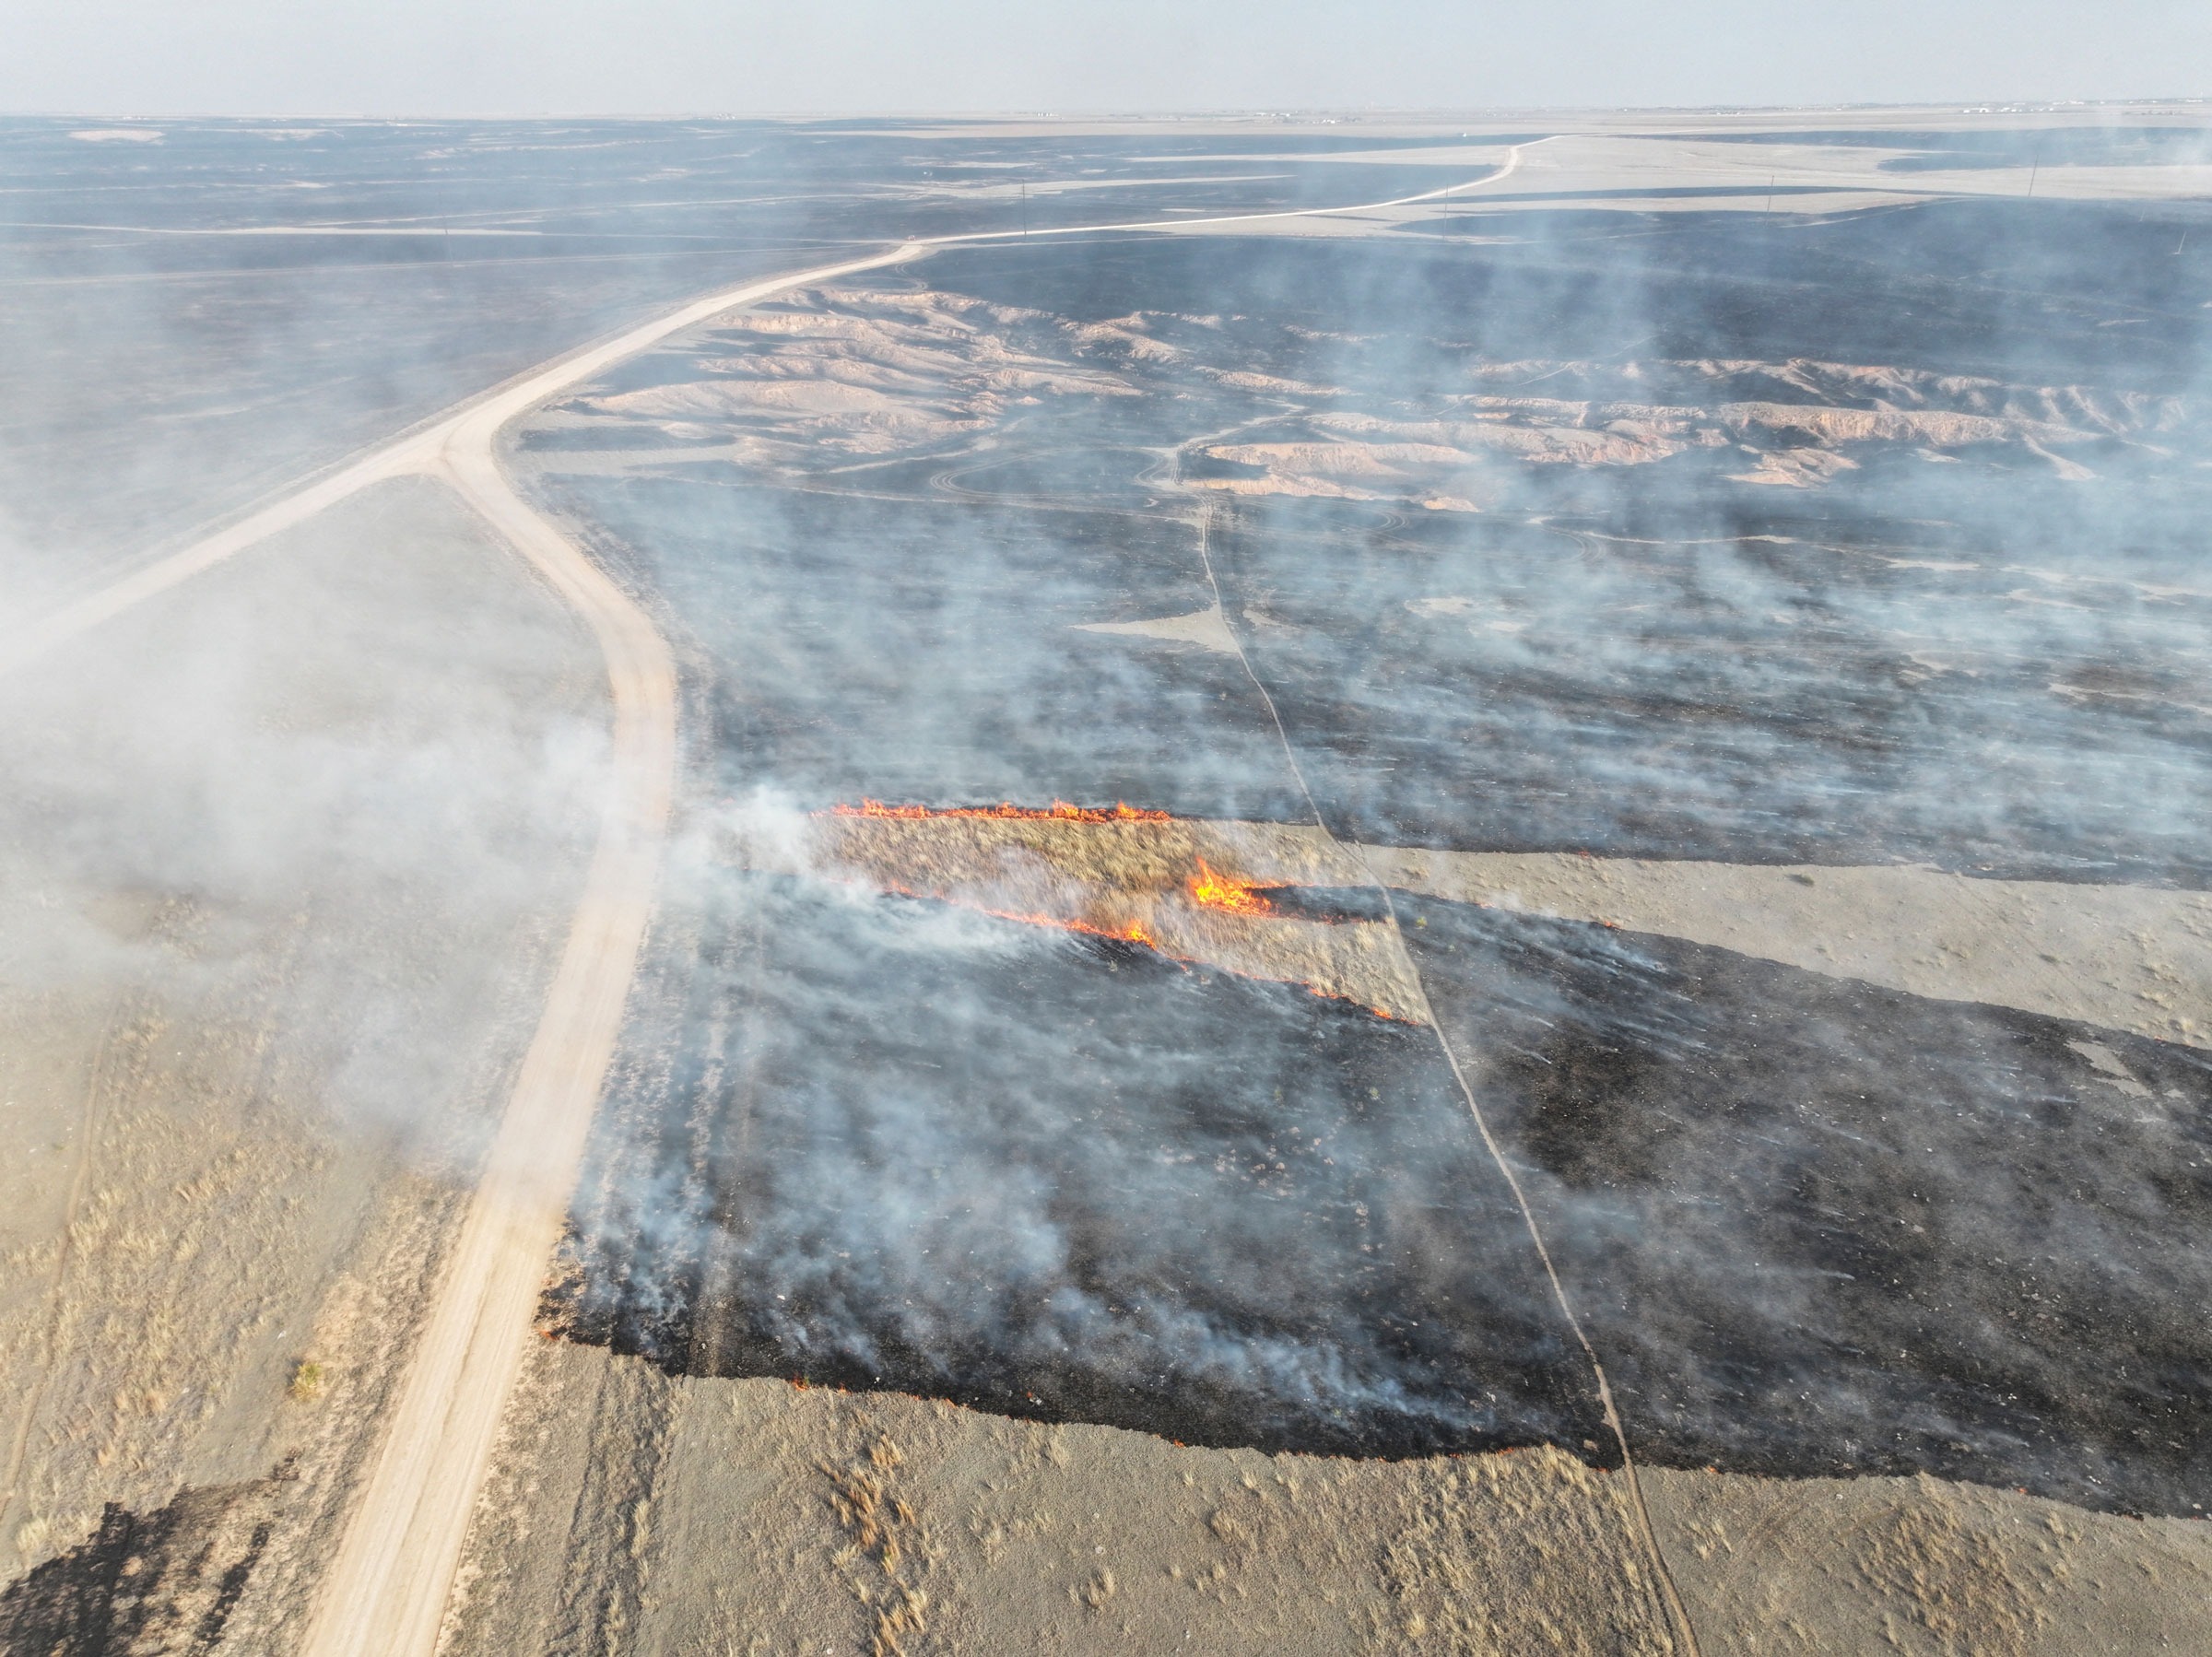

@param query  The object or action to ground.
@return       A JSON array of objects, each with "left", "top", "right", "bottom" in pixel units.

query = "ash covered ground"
[{"left": 527, "top": 205, "right": 2212, "bottom": 1518}]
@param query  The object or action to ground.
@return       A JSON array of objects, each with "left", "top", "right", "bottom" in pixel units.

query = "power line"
[{"left": 1190, "top": 499, "right": 1706, "bottom": 1657}]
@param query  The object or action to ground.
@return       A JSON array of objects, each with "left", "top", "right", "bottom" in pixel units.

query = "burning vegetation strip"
[{"left": 774, "top": 802, "right": 1430, "bottom": 1024}]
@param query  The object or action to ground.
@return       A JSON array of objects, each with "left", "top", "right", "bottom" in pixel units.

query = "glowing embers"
[
  {"left": 884, "top": 888, "right": 1165, "bottom": 953},
  {"left": 801, "top": 804, "right": 1427, "bottom": 1023}
]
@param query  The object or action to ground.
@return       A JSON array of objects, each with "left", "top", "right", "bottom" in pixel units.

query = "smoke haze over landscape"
[{"left": 3, "top": 90, "right": 2212, "bottom": 1656}]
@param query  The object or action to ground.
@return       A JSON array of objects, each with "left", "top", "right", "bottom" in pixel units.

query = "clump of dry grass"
[
  {"left": 288, "top": 1360, "right": 324, "bottom": 1403},
  {"left": 824, "top": 1432, "right": 932, "bottom": 1656}
]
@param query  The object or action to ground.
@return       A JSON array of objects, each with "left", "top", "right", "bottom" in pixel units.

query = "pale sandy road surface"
[{"left": 280, "top": 247, "right": 923, "bottom": 1657}]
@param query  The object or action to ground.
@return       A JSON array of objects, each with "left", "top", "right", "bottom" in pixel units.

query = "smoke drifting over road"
[{"left": 5, "top": 120, "right": 2209, "bottom": 1592}]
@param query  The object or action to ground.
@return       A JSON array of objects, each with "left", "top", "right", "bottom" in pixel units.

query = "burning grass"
[
  {"left": 790, "top": 803, "right": 1428, "bottom": 1023},
  {"left": 1189, "top": 858, "right": 1275, "bottom": 917}
]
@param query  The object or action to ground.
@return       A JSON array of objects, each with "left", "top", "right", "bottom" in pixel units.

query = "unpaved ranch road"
[
  {"left": 3, "top": 243, "right": 918, "bottom": 1657},
  {"left": 292, "top": 271, "right": 920, "bottom": 1657},
  {"left": 0, "top": 148, "right": 1539, "bottom": 1657}
]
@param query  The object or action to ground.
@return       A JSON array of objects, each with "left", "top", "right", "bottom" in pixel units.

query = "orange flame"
[
  {"left": 989, "top": 909, "right": 1162, "bottom": 949},
  {"left": 817, "top": 802, "right": 1406, "bottom": 1021},
  {"left": 1189, "top": 858, "right": 1275, "bottom": 917},
  {"left": 823, "top": 798, "right": 1172, "bottom": 824},
  {"left": 871, "top": 882, "right": 1403, "bottom": 1021}
]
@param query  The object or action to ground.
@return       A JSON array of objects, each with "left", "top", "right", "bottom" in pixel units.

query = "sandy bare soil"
[
  {"left": 1647, "top": 1463, "right": 2212, "bottom": 1655},
  {"left": 435, "top": 1339, "right": 2210, "bottom": 1657},
  {"left": 446, "top": 1338, "right": 1675, "bottom": 1656},
  {"left": 1363, "top": 847, "right": 2212, "bottom": 1052},
  {"left": 0, "top": 477, "right": 607, "bottom": 1640}
]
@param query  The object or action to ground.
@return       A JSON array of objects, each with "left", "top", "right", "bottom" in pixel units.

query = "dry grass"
[
  {"left": 789, "top": 813, "right": 1430, "bottom": 1022},
  {"left": 823, "top": 1430, "right": 935, "bottom": 1657}
]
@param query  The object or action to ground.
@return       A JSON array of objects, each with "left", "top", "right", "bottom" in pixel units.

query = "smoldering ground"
[
  {"left": 551, "top": 860, "right": 1606, "bottom": 1459},
  {"left": 533, "top": 178, "right": 2211, "bottom": 1514},
  {"left": 548, "top": 802, "right": 2212, "bottom": 1514},
  {"left": 1406, "top": 897, "right": 2212, "bottom": 1518}
]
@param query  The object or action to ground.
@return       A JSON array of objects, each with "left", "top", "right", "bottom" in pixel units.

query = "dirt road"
[
  {"left": 0, "top": 245, "right": 925, "bottom": 676},
  {"left": 0, "top": 242, "right": 921, "bottom": 1654},
  {"left": 287, "top": 247, "right": 923, "bottom": 1657}
]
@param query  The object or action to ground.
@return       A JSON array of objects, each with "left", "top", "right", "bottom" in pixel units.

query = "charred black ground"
[
  {"left": 1403, "top": 899, "right": 2212, "bottom": 1517},
  {"left": 527, "top": 200, "right": 2212, "bottom": 1514},
  {"left": 550, "top": 876, "right": 1607, "bottom": 1460},
  {"left": 930, "top": 214, "right": 2212, "bottom": 885}
]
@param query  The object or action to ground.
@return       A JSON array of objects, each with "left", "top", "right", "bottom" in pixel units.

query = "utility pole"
[
  {"left": 1021, "top": 181, "right": 1028, "bottom": 239},
  {"left": 1763, "top": 173, "right": 1776, "bottom": 215}
]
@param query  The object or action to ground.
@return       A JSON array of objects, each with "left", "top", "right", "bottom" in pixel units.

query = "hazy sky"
[{"left": 5, "top": 0, "right": 2208, "bottom": 116}]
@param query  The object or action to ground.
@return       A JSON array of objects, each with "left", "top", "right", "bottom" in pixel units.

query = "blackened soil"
[
  {"left": 547, "top": 876, "right": 1607, "bottom": 1461},
  {"left": 916, "top": 218, "right": 2212, "bottom": 887},
  {"left": 559, "top": 477, "right": 1312, "bottom": 825},
  {"left": 531, "top": 209, "right": 2212, "bottom": 1505},
  {"left": 1247, "top": 885, "right": 1395, "bottom": 924},
  {"left": 1401, "top": 895, "right": 2212, "bottom": 1516},
  {"left": 1213, "top": 497, "right": 2212, "bottom": 887}
]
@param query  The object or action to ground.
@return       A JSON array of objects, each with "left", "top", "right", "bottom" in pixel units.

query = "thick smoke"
[
  {"left": 0, "top": 476, "right": 613, "bottom": 1147},
  {"left": 557, "top": 828, "right": 1601, "bottom": 1459}
]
